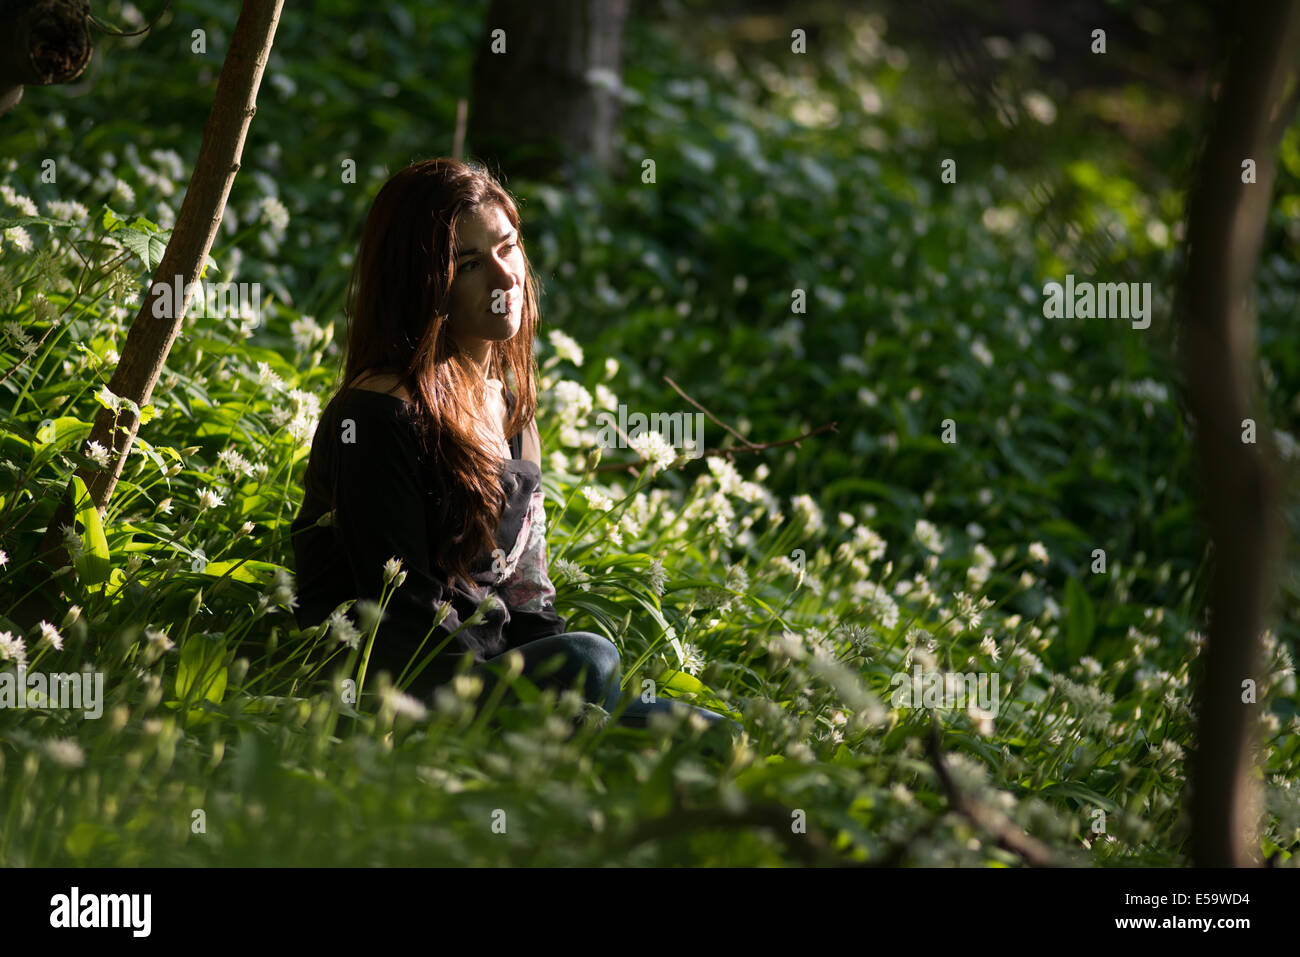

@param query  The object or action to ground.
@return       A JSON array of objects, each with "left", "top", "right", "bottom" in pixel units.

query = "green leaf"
[
  {"left": 175, "top": 633, "right": 229, "bottom": 708},
  {"left": 0, "top": 214, "right": 75, "bottom": 230},
  {"left": 1063, "top": 577, "right": 1095, "bottom": 664},
  {"left": 69, "top": 476, "right": 111, "bottom": 585},
  {"left": 100, "top": 206, "right": 127, "bottom": 232},
  {"left": 200, "top": 559, "right": 282, "bottom": 586},
  {"left": 116, "top": 228, "right": 169, "bottom": 270}
]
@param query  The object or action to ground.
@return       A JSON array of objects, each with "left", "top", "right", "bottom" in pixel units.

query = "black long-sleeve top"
[{"left": 289, "top": 386, "right": 568, "bottom": 698}]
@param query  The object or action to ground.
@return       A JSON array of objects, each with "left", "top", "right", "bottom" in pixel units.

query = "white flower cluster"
[
  {"left": 547, "top": 329, "right": 584, "bottom": 366},
  {"left": 914, "top": 518, "right": 946, "bottom": 554},
  {"left": 0, "top": 630, "right": 28, "bottom": 667},
  {"left": 217, "top": 447, "right": 256, "bottom": 478},
  {"left": 260, "top": 196, "right": 290, "bottom": 237},
  {"left": 790, "top": 493, "right": 824, "bottom": 534},
  {"left": 290, "top": 315, "right": 325, "bottom": 351},
  {"left": 84, "top": 440, "right": 112, "bottom": 469},
  {"left": 850, "top": 579, "right": 900, "bottom": 629},
  {"left": 553, "top": 379, "right": 593, "bottom": 422},
  {"left": 645, "top": 557, "right": 667, "bottom": 597},
  {"left": 1047, "top": 672, "right": 1114, "bottom": 733},
  {"left": 551, "top": 558, "right": 590, "bottom": 591},
  {"left": 629, "top": 430, "right": 676, "bottom": 473},
  {"left": 45, "top": 199, "right": 90, "bottom": 223},
  {"left": 270, "top": 388, "right": 322, "bottom": 445},
  {"left": 1, "top": 184, "right": 38, "bottom": 216},
  {"left": 967, "top": 542, "right": 996, "bottom": 587}
]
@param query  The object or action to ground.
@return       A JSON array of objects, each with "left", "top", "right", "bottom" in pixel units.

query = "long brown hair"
[{"left": 337, "top": 157, "right": 543, "bottom": 589}]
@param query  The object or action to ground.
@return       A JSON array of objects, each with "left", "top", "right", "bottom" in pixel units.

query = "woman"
[{"left": 290, "top": 157, "right": 739, "bottom": 739}]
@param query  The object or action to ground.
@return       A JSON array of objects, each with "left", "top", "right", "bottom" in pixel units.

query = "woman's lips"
[{"left": 487, "top": 296, "right": 516, "bottom": 314}]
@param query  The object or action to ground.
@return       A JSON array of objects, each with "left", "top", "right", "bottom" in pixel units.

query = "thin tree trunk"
[
  {"left": 34, "top": 0, "right": 284, "bottom": 576},
  {"left": 0, "top": 0, "right": 93, "bottom": 118},
  {"left": 1179, "top": 0, "right": 1300, "bottom": 868}
]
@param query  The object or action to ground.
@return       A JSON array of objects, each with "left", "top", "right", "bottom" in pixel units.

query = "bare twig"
[{"left": 663, "top": 375, "right": 759, "bottom": 449}]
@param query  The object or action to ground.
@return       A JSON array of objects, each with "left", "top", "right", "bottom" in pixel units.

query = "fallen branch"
[{"left": 926, "top": 718, "right": 1060, "bottom": 867}]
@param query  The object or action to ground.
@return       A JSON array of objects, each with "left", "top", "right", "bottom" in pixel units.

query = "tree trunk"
[
  {"left": 467, "top": 0, "right": 630, "bottom": 182},
  {"left": 33, "top": 0, "right": 284, "bottom": 580},
  {"left": 1179, "top": 0, "right": 1300, "bottom": 868},
  {"left": 0, "top": 0, "right": 93, "bottom": 118}
]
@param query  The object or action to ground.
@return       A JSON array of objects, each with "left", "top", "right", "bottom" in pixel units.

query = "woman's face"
[{"left": 446, "top": 203, "right": 524, "bottom": 357}]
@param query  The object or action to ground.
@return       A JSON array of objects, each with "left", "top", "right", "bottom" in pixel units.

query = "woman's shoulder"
[
  {"left": 323, "top": 381, "right": 422, "bottom": 446},
  {"left": 348, "top": 371, "right": 412, "bottom": 403}
]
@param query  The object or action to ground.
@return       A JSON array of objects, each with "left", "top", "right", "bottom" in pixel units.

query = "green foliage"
[{"left": 0, "top": 0, "right": 1297, "bottom": 867}]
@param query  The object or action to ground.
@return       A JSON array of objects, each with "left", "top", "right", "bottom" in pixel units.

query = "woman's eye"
[{"left": 460, "top": 261, "right": 478, "bottom": 272}]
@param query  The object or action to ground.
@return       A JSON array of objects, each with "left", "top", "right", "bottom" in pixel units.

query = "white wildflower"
[
  {"left": 0, "top": 630, "right": 27, "bottom": 667},
  {"left": 38, "top": 620, "right": 63, "bottom": 651},
  {"left": 383, "top": 556, "right": 406, "bottom": 588},
  {"left": 629, "top": 429, "right": 676, "bottom": 473},
  {"left": 0, "top": 184, "right": 39, "bottom": 215},
  {"left": 84, "top": 440, "right": 111, "bottom": 469},
  {"left": 197, "top": 487, "right": 224, "bottom": 510},
  {"left": 551, "top": 380, "right": 592, "bottom": 425},
  {"left": 791, "top": 493, "right": 824, "bottom": 534},
  {"left": 851, "top": 579, "right": 900, "bottom": 629},
  {"left": 580, "top": 486, "right": 614, "bottom": 511},
  {"left": 217, "top": 447, "right": 254, "bottom": 478},
  {"left": 680, "top": 642, "right": 706, "bottom": 676},
  {"left": 255, "top": 360, "right": 284, "bottom": 392},
  {"left": 3, "top": 226, "right": 33, "bottom": 252},
  {"left": 646, "top": 557, "right": 667, "bottom": 597},
  {"left": 290, "top": 316, "right": 324, "bottom": 351},
  {"left": 44, "top": 738, "right": 85, "bottom": 768},
  {"left": 382, "top": 685, "right": 428, "bottom": 721},
  {"left": 260, "top": 196, "right": 289, "bottom": 235},
  {"left": 914, "top": 519, "right": 946, "bottom": 554},
  {"left": 547, "top": 329, "right": 584, "bottom": 366}
]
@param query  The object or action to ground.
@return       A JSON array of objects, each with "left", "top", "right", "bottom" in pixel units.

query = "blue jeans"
[{"left": 443, "top": 632, "right": 743, "bottom": 737}]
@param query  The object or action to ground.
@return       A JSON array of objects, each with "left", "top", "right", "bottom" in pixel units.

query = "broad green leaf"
[
  {"left": 116, "top": 228, "right": 168, "bottom": 270},
  {"left": 201, "top": 559, "right": 283, "bottom": 586},
  {"left": 175, "top": 633, "right": 229, "bottom": 707},
  {"left": 1063, "top": 576, "right": 1095, "bottom": 664},
  {"left": 70, "top": 476, "right": 111, "bottom": 585}
]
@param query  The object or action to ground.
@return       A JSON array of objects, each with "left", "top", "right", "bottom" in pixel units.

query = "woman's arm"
[
  {"left": 333, "top": 402, "right": 465, "bottom": 678},
  {"left": 520, "top": 416, "right": 541, "bottom": 468}
]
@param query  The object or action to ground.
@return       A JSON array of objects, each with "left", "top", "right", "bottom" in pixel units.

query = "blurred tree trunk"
[
  {"left": 31, "top": 0, "right": 283, "bottom": 593},
  {"left": 0, "top": 0, "right": 93, "bottom": 118},
  {"left": 1179, "top": 0, "right": 1300, "bottom": 867},
  {"left": 467, "top": 0, "right": 630, "bottom": 182}
]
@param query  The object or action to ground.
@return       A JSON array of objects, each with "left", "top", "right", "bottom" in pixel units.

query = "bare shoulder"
[{"left": 348, "top": 370, "right": 412, "bottom": 403}]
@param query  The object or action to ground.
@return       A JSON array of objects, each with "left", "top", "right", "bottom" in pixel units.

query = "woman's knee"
[{"left": 561, "top": 632, "right": 621, "bottom": 700}]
